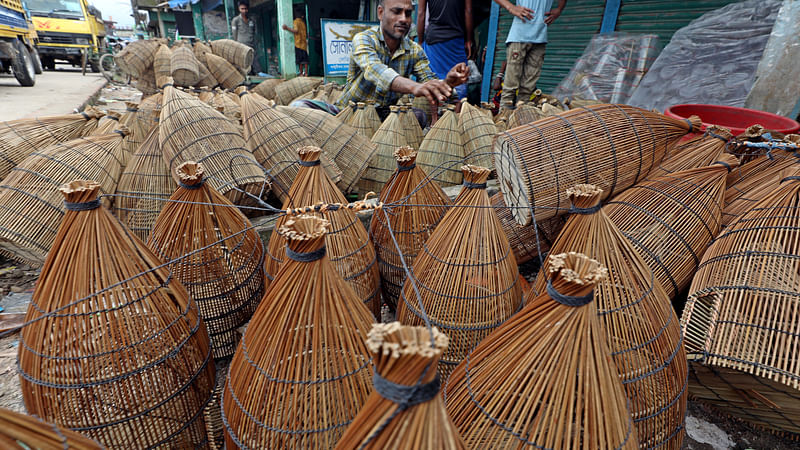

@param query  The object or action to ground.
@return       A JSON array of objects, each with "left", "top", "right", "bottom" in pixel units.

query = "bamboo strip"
[{"left": 0, "top": 407, "right": 102, "bottom": 449}]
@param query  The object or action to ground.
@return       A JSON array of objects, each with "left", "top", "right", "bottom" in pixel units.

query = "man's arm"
[
  {"left": 545, "top": 0, "right": 567, "bottom": 25},
  {"left": 282, "top": 24, "right": 298, "bottom": 34},
  {"left": 231, "top": 18, "right": 239, "bottom": 41},
  {"left": 492, "top": 0, "right": 534, "bottom": 21},
  {"left": 416, "top": 0, "right": 426, "bottom": 44},
  {"left": 464, "top": 0, "right": 474, "bottom": 58}
]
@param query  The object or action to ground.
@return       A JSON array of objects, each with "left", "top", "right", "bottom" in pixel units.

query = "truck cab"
[
  {"left": 0, "top": 0, "right": 38, "bottom": 86},
  {"left": 28, "top": 0, "right": 106, "bottom": 71}
]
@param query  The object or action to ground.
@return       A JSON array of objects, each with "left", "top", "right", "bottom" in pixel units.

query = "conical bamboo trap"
[
  {"left": 194, "top": 40, "right": 212, "bottom": 64},
  {"left": 92, "top": 111, "right": 121, "bottom": 136},
  {"left": 205, "top": 53, "right": 245, "bottom": 90},
  {"left": 18, "top": 180, "right": 215, "bottom": 448},
  {"left": 399, "top": 104, "right": 423, "bottom": 149},
  {"left": 0, "top": 130, "right": 127, "bottom": 266},
  {"left": 444, "top": 252, "right": 638, "bottom": 449},
  {"left": 491, "top": 191, "right": 566, "bottom": 264},
  {"left": 159, "top": 80, "right": 268, "bottom": 204},
  {"left": 604, "top": 155, "right": 738, "bottom": 301},
  {"left": 252, "top": 78, "right": 283, "bottom": 100},
  {"left": 350, "top": 102, "right": 382, "bottom": 140},
  {"left": 211, "top": 88, "right": 242, "bottom": 122},
  {"left": 274, "top": 76, "right": 322, "bottom": 105},
  {"left": 137, "top": 91, "right": 162, "bottom": 132},
  {"left": 417, "top": 104, "right": 465, "bottom": 187},
  {"left": 210, "top": 38, "right": 254, "bottom": 72},
  {"left": 153, "top": 43, "right": 172, "bottom": 80},
  {"left": 0, "top": 407, "right": 102, "bottom": 449},
  {"left": 120, "top": 102, "right": 143, "bottom": 156},
  {"left": 114, "top": 39, "right": 159, "bottom": 78},
  {"left": 459, "top": 100, "right": 496, "bottom": 170},
  {"left": 171, "top": 46, "right": 200, "bottom": 87},
  {"left": 647, "top": 126, "right": 732, "bottom": 180},
  {"left": 681, "top": 169, "right": 800, "bottom": 435},
  {"left": 196, "top": 60, "right": 218, "bottom": 88},
  {"left": 78, "top": 106, "right": 104, "bottom": 135},
  {"left": 358, "top": 106, "right": 409, "bottom": 195},
  {"left": 530, "top": 184, "right": 687, "bottom": 449},
  {"left": 265, "top": 146, "right": 381, "bottom": 318},
  {"left": 369, "top": 147, "right": 451, "bottom": 311},
  {"left": 148, "top": 161, "right": 266, "bottom": 359},
  {"left": 494, "top": 104, "right": 701, "bottom": 225},
  {"left": 276, "top": 105, "right": 378, "bottom": 194},
  {"left": 336, "top": 323, "right": 466, "bottom": 449},
  {"left": 411, "top": 94, "right": 433, "bottom": 126},
  {"left": 222, "top": 214, "right": 374, "bottom": 448},
  {"left": 507, "top": 102, "right": 546, "bottom": 129},
  {"left": 397, "top": 165, "right": 522, "bottom": 378},
  {"left": 336, "top": 101, "right": 357, "bottom": 124}
]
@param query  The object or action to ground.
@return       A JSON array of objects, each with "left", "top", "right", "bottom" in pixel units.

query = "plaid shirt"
[{"left": 336, "top": 26, "right": 437, "bottom": 108}]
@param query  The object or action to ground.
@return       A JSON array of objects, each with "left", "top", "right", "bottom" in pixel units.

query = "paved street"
[{"left": 0, "top": 66, "right": 107, "bottom": 121}]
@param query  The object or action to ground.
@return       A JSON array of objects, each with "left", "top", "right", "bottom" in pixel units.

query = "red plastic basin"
[{"left": 665, "top": 104, "right": 800, "bottom": 136}]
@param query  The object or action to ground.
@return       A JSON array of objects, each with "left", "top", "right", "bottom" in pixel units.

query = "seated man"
[{"left": 336, "top": 0, "right": 469, "bottom": 119}]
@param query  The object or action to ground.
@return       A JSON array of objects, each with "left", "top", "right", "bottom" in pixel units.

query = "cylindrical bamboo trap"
[
  {"left": 681, "top": 169, "right": 800, "bottom": 435},
  {"left": 205, "top": 53, "right": 245, "bottom": 90},
  {"left": 604, "top": 155, "right": 738, "bottom": 301},
  {"left": 336, "top": 323, "right": 466, "bottom": 449},
  {"left": 171, "top": 46, "right": 201, "bottom": 87},
  {"left": 417, "top": 104, "right": 465, "bottom": 187},
  {"left": 495, "top": 104, "right": 701, "bottom": 225},
  {"left": 274, "top": 76, "right": 323, "bottom": 105},
  {"left": 251, "top": 77, "right": 283, "bottom": 100},
  {"left": 445, "top": 252, "right": 639, "bottom": 449},
  {"left": 336, "top": 101, "right": 357, "bottom": 124},
  {"left": 397, "top": 165, "right": 522, "bottom": 378},
  {"left": 265, "top": 146, "right": 381, "bottom": 318},
  {"left": 153, "top": 43, "right": 172, "bottom": 81},
  {"left": 399, "top": 104, "right": 423, "bottom": 149},
  {"left": 196, "top": 60, "right": 218, "bottom": 88},
  {"left": 507, "top": 101, "right": 546, "bottom": 129},
  {"left": 531, "top": 184, "right": 687, "bottom": 449},
  {"left": 115, "top": 39, "right": 158, "bottom": 78},
  {"left": 19, "top": 180, "right": 215, "bottom": 448},
  {"left": 350, "top": 102, "right": 382, "bottom": 140},
  {"left": 459, "top": 100, "right": 496, "bottom": 170},
  {"left": 210, "top": 38, "right": 254, "bottom": 72},
  {"left": 194, "top": 40, "right": 212, "bottom": 64},
  {"left": 0, "top": 130, "right": 127, "bottom": 266},
  {"left": 648, "top": 126, "right": 732, "bottom": 180},
  {"left": 223, "top": 214, "right": 374, "bottom": 448},
  {"left": 491, "top": 191, "right": 566, "bottom": 264},
  {"left": 158, "top": 79, "right": 268, "bottom": 204},
  {"left": 0, "top": 407, "right": 102, "bottom": 450},
  {"left": 369, "top": 147, "right": 451, "bottom": 311},
  {"left": 358, "top": 106, "right": 408, "bottom": 195},
  {"left": 148, "top": 162, "right": 265, "bottom": 359}
]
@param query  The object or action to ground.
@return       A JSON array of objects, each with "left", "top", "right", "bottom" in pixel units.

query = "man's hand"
[
  {"left": 281, "top": 24, "right": 289, "bottom": 31},
  {"left": 412, "top": 79, "right": 453, "bottom": 108},
  {"left": 544, "top": 8, "right": 562, "bottom": 25},
  {"left": 509, "top": 4, "right": 534, "bottom": 21},
  {"left": 445, "top": 62, "right": 469, "bottom": 88},
  {"left": 464, "top": 40, "right": 474, "bottom": 60}
]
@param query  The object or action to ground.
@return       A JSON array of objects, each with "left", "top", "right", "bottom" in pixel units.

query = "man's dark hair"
[{"left": 238, "top": 0, "right": 249, "bottom": 8}]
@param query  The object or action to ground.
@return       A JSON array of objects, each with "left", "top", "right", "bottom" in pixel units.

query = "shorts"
[{"left": 295, "top": 48, "right": 309, "bottom": 64}]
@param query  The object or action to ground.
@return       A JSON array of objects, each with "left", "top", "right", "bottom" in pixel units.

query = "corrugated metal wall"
[{"left": 615, "top": 0, "right": 738, "bottom": 44}]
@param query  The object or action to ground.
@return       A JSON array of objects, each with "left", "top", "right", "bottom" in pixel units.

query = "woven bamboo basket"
[
  {"left": 350, "top": 102, "right": 382, "bottom": 140},
  {"left": 495, "top": 104, "right": 701, "bottom": 225},
  {"left": 336, "top": 101, "right": 357, "bottom": 124},
  {"left": 445, "top": 252, "right": 638, "bottom": 449},
  {"left": 238, "top": 89, "right": 341, "bottom": 200},
  {"left": 153, "top": 43, "right": 172, "bottom": 81},
  {"left": 417, "top": 104, "right": 464, "bottom": 187},
  {"left": 137, "top": 91, "right": 162, "bottom": 131},
  {"left": 223, "top": 214, "right": 374, "bottom": 448},
  {"left": 531, "top": 184, "right": 687, "bottom": 449},
  {"left": 357, "top": 106, "right": 408, "bottom": 195},
  {"left": 265, "top": 146, "right": 381, "bottom": 318},
  {"left": 507, "top": 102, "right": 546, "bottom": 129},
  {"left": 210, "top": 38, "right": 254, "bottom": 72},
  {"left": 133, "top": 67, "right": 158, "bottom": 95},
  {"left": 194, "top": 40, "right": 212, "bottom": 62},
  {"left": 399, "top": 104, "right": 423, "bottom": 149},
  {"left": 276, "top": 105, "right": 378, "bottom": 194},
  {"left": 397, "top": 165, "right": 522, "bottom": 379},
  {"left": 205, "top": 53, "right": 245, "bottom": 90},
  {"left": 369, "top": 147, "right": 451, "bottom": 311},
  {"left": 459, "top": 100, "right": 496, "bottom": 170},
  {"left": 491, "top": 191, "right": 566, "bottom": 264},
  {"left": 0, "top": 407, "right": 102, "bottom": 449},
  {"left": 274, "top": 76, "right": 322, "bottom": 105},
  {"left": 0, "top": 130, "right": 127, "bottom": 266},
  {"left": 148, "top": 162, "right": 265, "bottom": 359},
  {"left": 211, "top": 88, "right": 241, "bottom": 122},
  {"left": 115, "top": 39, "right": 158, "bottom": 78},
  {"left": 336, "top": 323, "right": 466, "bottom": 449},
  {"left": 159, "top": 80, "right": 267, "bottom": 204},
  {"left": 18, "top": 180, "right": 215, "bottom": 448},
  {"left": 605, "top": 155, "right": 738, "bottom": 301},
  {"left": 171, "top": 46, "right": 200, "bottom": 87},
  {"left": 681, "top": 169, "right": 800, "bottom": 435},
  {"left": 196, "top": 60, "right": 218, "bottom": 88},
  {"left": 251, "top": 77, "right": 283, "bottom": 100},
  {"left": 648, "top": 126, "right": 732, "bottom": 180}
]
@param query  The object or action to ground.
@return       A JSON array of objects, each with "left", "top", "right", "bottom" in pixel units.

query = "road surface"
[{"left": 0, "top": 66, "right": 107, "bottom": 121}]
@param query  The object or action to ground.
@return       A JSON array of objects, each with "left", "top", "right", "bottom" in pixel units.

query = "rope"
[
  {"left": 80, "top": 111, "right": 90, "bottom": 120},
  {"left": 372, "top": 372, "right": 440, "bottom": 408},
  {"left": 781, "top": 175, "right": 800, "bottom": 183},
  {"left": 285, "top": 246, "right": 326, "bottom": 262},
  {"left": 298, "top": 159, "right": 321, "bottom": 167},
  {"left": 179, "top": 179, "right": 205, "bottom": 190},
  {"left": 704, "top": 129, "right": 729, "bottom": 142},
  {"left": 114, "top": 129, "right": 125, "bottom": 137},
  {"left": 546, "top": 279, "right": 594, "bottom": 307},
  {"left": 463, "top": 181, "right": 486, "bottom": 189},
  {"left": 712, "top": 160, "right": 732, "bottom": 172},
  {"left": 569, "top": 204, "right": 601, "bottom": 215},
  {"left": 63, "top": 199, "right": 101, "bottom": 211},
  {"left": 396, "top": 163, "right": 416, "bottom": 172}
]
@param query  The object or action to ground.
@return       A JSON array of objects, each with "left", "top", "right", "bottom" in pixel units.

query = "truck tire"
[
  {"left": 12, "top": 40, "right": 35, "bottom": 87},
  {"left": 31, "top": 47, "right": 43, "bottom": 74}
]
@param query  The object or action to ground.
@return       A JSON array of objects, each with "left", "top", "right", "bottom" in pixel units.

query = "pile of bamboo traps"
[
  {"left": 397, "top": 165, "right": 522, "bottom": 378},
  {"left": 350, "top": 102, "right": 382, "bottom": 140},
  {"left": 532, "top": 184, "right": 687, "bottom": 449},
  {"left": 0, "top": 129, "right": 127, "bottom": 266},
  {"left": 159, "top": 79, "right": 268, "bottom": 204},
  {"left": 251, "top": 77, "right": 284, "bottom": 100},
  {"left": 648, "top": 126, "right": 733, "bottom": 180},
  {"left": 399, "top": 104, "right": 423, "bottom": 149},
  {"left": 494, "top": 104, "right": 701, "bottom": 225},
  {"left": 507, "top": 101, "right": 546, "bottom": 129},
  {"left": 359, "top": 105, "right": 409, "bottom": 195},
  {"left": 274, "top": 76, "right": 323, "bottom": 105},
  {"left": 154, "top": 43, "right": 171, "bottom": 80},
  {"left": 204, "top": 53, "right": 245, "bottom": 89},
  {"left": 209, "top": 38, "right": 254, "bottom": 72},
  {"left": 238, "top": 89, "right": 340, "bottom": 199},
  {"left": 171, "top": 45, "right": 201, "bottom": 87},
  {"left": 459, "top": 100, "right": 496, "bottom": 170},
  {"left": 223, "top": 214, "right": 374, "bottom": 448},
  {"left": 148, "top": 162, "right": 266, "bottom": 359},
  {"left": 369, "top": 147, "right": 451, "bottom": 311},
  {"left": 417, "top": 104, "right": 464, "bottom": 187},
  {"left": 336, "top": 323, "right": 466, "bottom": 449},
  {"left": 491, "top": 191, "right": 566, "bottom": 264},
  {"left": 605, "top": 155, "right": 738, "bottom": 301},
  {"left": 18, "top": 180, "right": 215, "bottom": 448},
  {"left": 277, "top": 105, "right": 378, "bottom": 194},
  {"left": 210, "top": 88, "right": 242, "bottom": 121},
  {"left": 681, "top": 169, "right": 800, "bottom": 435},
  {"left": 0, "top": 407, "right": 102, "bottom": 449},
  {"left": 445, "top": 252, "right": 639, "bottom": 449},
  {"left": 0, "top": 109, "right": 103, "bottom": 179}
]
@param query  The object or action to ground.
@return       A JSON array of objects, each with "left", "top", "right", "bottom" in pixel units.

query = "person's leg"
[
  {"left": 518, "top": 43, "right": 546, "bottom": 102},
  {"left": 500, "top": 42, "right": 526, "bottom": 107}
]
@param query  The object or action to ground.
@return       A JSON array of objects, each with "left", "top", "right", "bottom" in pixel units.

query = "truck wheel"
[
  {"left": 31, "top": 47, "right": 43, "bottom": 74},
  {"left": 12, "top": 40, "right": 35, "bottom": 87}
]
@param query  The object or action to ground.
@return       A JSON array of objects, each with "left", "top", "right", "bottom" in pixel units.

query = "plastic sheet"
[
  {"left": 551, "top": 33, "right": 661, "bottom": 104},
  {"left": 628, "top": 0, "right": 780, "bottom": 112}
]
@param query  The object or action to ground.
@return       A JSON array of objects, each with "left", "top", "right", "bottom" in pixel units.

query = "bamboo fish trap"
[
  {"left": 265, "top": 146, "right": 381, "bottom": 318},
  {"left": 605, "top": 155, "right": 738, "bottom": 301},
  {"left": 507, "top": 102, "right": 546, "bottom": 129},
  {"left": 0, "top": 130, "right": 126, "bottom": 266},
  {"left": 337, "top": 100, "right": 357, "bottom": 123},
  {"left": 411, "top": 94, "right": 433, "bottom": 126},
  {"left": 530, "top": 184, "right": 687, "bottom": 449},
  {"left": 159, "top": 80, "right": 267, "bottom": 204},
  {"left": 336, "top": 323, "right": 466, "bottom": 449},
  {"left": 417, "top": 104, "right": 464, "bottom": 187},
  {"left": 211, "top": 88, "right": 242, "bottom": 121},
  {"left": 681, "top": 169, "right": 800, "bottom": 435},
  {"left": 369, "top": 147, "right": 451, "bottom": 311},
  {"left": 137, "top": 91, "right": 162, "bottom": 131},
  {"left": 92, "top": 111, "right": 122, "bottom": 135},
  {"left": 648, "top": 126, "right": 732, "bottom": 180},
  {"left": 0, "top": 407, "right": 102, "bottom": 450},
  {"left": 399, "top": 104, "right": 423, "bottom": 149},
  {"left": 18, "top": 180, "right": 215, "bottom": 448},
  {"left": 223, "top": 215, "right": 374, "bottom": 449},
  {"left": 491, "top": 191, "right": 566, "bottom": 264},
  {"left": 171, "top": 46, "right": 200, "bottom": 87},
  {"left": 397, "top": 165, "right": 522, "bottom": 378},
  {"left": 196, "top": 60, "right": 218, "bottom": 88},
  {"left": 459, "top": 100, "right": 496, "bottom": 170},
  {"left": 194, "top": 40, "right": 212, "bottom": 64},
  {"left": 119, "top": 102, "right": 143, "bottom": 156},
  {"left": 251, "top": 77, "right": 283, "bottom": 100},
  {"left": 445, "top": 252, "right": 638, "bottom": 449},
  {"left": 358, "top": 106, "right": 408, "bottom": 195},
  {"left": 153, "top": 43, "right": 171, "bottom": 80},
  {"left": 350, "top": 102, "right": 382, "bottom": 140},
  {"left": 115, "top": 39, "right": 158, "bottom": 78},
  {"left": 495, "top": 104, "right": 701, "bottom": 225},
  {"left": 205, "top": 53, "right": 245, "bottom": 90},
  {"left": 274, "top": 76, "right": 322, "bottom": 105},
  {"left": 210, "top": 38, "right": 254, "bottom": 71},
  {"left": 149, "top": 162, "right": 266, "bottom": 359}
]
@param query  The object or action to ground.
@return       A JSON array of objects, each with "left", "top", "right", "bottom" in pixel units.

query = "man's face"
[
  {"left": 378, "top": 0, "right": 413, "bottom": 40},
  {"left": 238, "top": 5, "right": 248, "bottom": 15}
]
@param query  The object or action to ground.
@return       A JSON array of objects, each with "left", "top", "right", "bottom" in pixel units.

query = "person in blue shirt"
[{"left": 493, "top": 0, "right": 566, "bottom": 107}]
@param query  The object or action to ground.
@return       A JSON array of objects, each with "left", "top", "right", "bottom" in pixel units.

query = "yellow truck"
[
  {"left": 28, "top": 0, "right": 106, "bottom": 72},
  {"left": 0, "top": 0, "right": 39, "bottom": 86}
]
